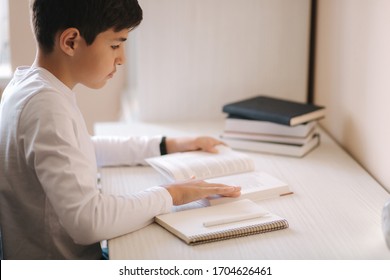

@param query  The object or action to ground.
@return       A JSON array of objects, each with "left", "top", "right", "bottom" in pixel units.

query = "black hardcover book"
[{"left": 222, "top": 95, "right": 325, "bottom": 126}]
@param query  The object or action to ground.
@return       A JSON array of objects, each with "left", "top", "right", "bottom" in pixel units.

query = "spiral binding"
[{"left": 188, "top": 219, "right": 289, "bottom": 245}]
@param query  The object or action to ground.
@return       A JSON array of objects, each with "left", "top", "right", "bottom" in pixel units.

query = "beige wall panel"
[{"left": 315, "top": 0, "right": 390, "bottom": 191}]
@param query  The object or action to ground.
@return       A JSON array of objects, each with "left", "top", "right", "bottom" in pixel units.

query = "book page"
[
  {"left": 146, "top": 145, "right": 255, "bottom": 181},
  {"left": 206, "top": 171, "right": 291, "bottom": 205}
]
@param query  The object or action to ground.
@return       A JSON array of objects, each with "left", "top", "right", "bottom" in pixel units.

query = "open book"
[
  {"left": 146, "top": 145, "right": 292, "bottom": 205},
  {"left": 206, "top": 171, "right": 291, "bottom": 206},
  {"left": 155, "top": 199, "right": 289, "bottom": 245}
]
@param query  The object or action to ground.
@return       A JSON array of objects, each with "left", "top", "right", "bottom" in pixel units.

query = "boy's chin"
[{"left": 85, "top": 80, "right": 108, "bottom": 90}]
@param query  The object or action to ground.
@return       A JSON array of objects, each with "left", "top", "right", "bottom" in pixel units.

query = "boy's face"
[{"left": 73, "top": 28, "right": 128, "bottom": 89}]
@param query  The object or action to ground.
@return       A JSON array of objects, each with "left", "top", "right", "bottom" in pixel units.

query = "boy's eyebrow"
[{"left": 114, "top": 37, "right": 127, "bottom": 42}]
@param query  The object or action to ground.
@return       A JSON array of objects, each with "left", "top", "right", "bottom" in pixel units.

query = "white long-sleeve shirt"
[{"left": 0, "top": 66, "right": 173, "bottom": 259}]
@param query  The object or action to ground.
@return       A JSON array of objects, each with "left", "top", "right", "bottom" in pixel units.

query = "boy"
[{"left": 0, "top": 0, "right": 240, "bottom": 259}]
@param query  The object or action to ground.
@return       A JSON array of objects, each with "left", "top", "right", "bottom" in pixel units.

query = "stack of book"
[{"left": 220, "top": 95, "right": 326, "bottom": 157}]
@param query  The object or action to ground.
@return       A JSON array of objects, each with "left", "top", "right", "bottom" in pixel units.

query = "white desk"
[{"left": 95, "top": 121, "right": 390, "bottom": 259}]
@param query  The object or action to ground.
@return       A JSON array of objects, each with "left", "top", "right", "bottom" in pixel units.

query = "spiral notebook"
[{"left": 155, "top": 199, "right": 288, "bottom": 245}]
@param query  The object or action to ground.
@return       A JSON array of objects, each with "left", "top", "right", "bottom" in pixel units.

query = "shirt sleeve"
[
  {"left": 91, "top": 135, "right": 163, "bottom": 167},
  {"left": 20, "top": 92, "right": 173, "bottom": 245}
]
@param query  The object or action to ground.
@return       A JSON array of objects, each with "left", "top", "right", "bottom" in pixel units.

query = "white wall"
[
  {"left": 8, "top": 0, "right": 35, "bottom": 69},
  {"left": 124, "top": 0, "right": 311, "bottom": 121},
  {"left": 315, "top": 0, "right": 390, "bottom": 192}
]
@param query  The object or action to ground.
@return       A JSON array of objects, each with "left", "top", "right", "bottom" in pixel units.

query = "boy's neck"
[{"left": 33, "top": 49, "right": 76, "bottom": 90}]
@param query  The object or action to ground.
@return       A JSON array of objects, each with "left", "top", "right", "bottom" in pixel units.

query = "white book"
[
  {"left": 225, "top": 118, "right": 317, "bottom": 137},
  {"left": 206, "top": 171, "right": 291, "bottom": 206},
  {"left": 221, "top": 128, "right": 318, "bottom": 146},
  {"left": 146, "top": 145, "right": 292, "bottom": 205},
  {"left": 222, "top": 133, "right": 320, "bottom": 158},
  {"left": 155, "top": 199, "right": 289, "bottom": 245}
]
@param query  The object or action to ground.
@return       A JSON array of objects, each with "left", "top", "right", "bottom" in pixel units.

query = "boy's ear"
[{"left": 59, "top": 28, "right": 81, "bottom": 56}]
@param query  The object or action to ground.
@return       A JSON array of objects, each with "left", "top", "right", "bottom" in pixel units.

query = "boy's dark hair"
[{"left": 31, "top": 0, "right": 143, "bottom": 53}]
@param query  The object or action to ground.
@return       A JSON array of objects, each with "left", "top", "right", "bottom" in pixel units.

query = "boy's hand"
[
  {"left": 192, "top": 136, "right": 225, "bottom": 153},
  {"left": 164, "top": 180, "right": 241, "bottom": 205},
  {"left": 166, "top": 136, "right": 225, "bottom": 154}
]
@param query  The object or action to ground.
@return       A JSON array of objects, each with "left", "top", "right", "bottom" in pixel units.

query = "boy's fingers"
[
  {"left": 205, "top": 147, "right": 218, "bottom": 153},
  {"left": 200, "top": 185, "right": 241, "bottom": 197}
]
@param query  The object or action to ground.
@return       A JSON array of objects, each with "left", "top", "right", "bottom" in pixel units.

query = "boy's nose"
[{"left": 116, "top": 49, "right": 126, "bottom": 65}]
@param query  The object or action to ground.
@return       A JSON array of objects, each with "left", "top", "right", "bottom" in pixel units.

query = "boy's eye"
[{"left": 111, "top": 45, "right": 120, "bottom": 50}]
